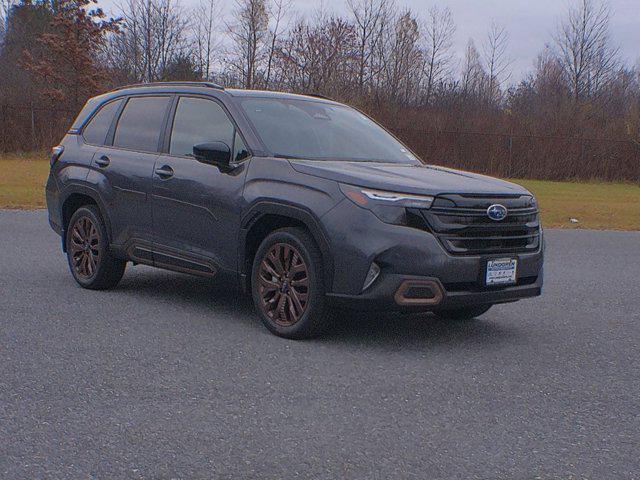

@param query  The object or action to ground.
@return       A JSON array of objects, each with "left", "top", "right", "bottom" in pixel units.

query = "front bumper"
[
  {"left": 327, "top": 270, "right": 542, "bottom": 311},
  {"left": 321, "top": 199, "right": 544, "bottom": 311}
]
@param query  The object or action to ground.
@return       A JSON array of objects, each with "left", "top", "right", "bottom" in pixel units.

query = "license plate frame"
[{"left": 485, "top": 258, "right": 518, "bottom": 286}]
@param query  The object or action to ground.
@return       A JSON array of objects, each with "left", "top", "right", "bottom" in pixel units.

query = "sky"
[{"left": 99, "top": 0, "right": 640, "bottom": 84}]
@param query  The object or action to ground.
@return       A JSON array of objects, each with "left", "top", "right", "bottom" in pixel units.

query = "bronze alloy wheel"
[
  {"left": 257, "top": 243, "right": 310, "bottom": 326},
  {"left": 69, "top": 215, "right": 100, "bottom": 279}
]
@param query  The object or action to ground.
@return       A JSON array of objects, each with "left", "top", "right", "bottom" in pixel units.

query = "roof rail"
[
  {"left": 111, "top": 81, "right": 225, "bottom": 92},
  {"left": 303, "top": 92, "right": 333, "bottom": 101}
]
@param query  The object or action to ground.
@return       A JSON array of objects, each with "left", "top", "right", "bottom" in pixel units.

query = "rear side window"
[
  {"left": 82, "top": 99, "right": 122, "bottom": 145},
  {"left": 169, "top": 97, "right": 235, "bottom": 157},
  {"left": 114, "top": 96, "right": 171, "bottom": 152}
]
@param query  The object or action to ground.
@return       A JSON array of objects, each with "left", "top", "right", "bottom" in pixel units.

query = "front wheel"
[
  {"left": 251, "top": 227, "right": 330, "bottom": 339},
  {"left": 433, "top": 304, "right": 493, "bottom": 321}
]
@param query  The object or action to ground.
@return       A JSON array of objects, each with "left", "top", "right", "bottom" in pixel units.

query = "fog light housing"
[
  {"left": 362, "top": 262, "right": 380, "bottom": 291},
  {"left": 394, "top": 280, "right": 443, "bottom": 306}
]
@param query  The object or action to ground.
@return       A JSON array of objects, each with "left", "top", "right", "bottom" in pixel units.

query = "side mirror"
[{"left": 193, "top": 142, "right": 231, "bottom": 167}]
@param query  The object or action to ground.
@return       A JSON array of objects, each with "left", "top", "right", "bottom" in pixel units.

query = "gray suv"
[{"left": 46, "top": 82, "right": 543, "bottom": 339}]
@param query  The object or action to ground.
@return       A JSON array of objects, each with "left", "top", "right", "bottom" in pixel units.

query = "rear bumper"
[
  {"left": 327, "top": 269, "right": 543, "bottom": 311},
  {"left": 45, "top": 173, "right": 63, "bottom": 236}
]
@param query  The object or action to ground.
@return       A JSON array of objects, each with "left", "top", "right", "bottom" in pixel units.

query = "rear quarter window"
[
  {"left": 113, "top": 96, "right": 171, "bottom": 152},
  {"left": 82, "top": 99, "right": 123, "bottom": 145}
]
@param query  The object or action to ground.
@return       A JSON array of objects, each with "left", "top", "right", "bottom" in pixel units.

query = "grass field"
[
  {"left": 0, "top": 152, "right": 50, "bottom": 209},
  {"left": 1, "top": 152, "right": 638, "bottom": 230},
  {"left": 511, "top": 178, "right": 640, "bottom": 230}
]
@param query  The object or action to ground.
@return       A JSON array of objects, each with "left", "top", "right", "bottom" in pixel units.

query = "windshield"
[{"left": 239, "top": 97, "right": 421, "bottom": 164}]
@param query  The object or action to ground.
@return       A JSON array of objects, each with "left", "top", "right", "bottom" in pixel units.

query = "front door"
[{"left": 151, "top": 96, "right": 250, "bottom": 276}]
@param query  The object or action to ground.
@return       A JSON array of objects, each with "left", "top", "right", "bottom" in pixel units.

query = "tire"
[
  {"left": 66, "top": 205, "right": 126, "bottom": 290},
  {"left": 433, "top": 304, "right": 493, "bottom": 321},
  {"left": 251, "top": 227, "right": 330, "bottom": 339}
]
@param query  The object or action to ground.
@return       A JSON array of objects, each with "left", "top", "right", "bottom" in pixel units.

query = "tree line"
[{"left": 0, "top": 0, "right": 638, "bottom": 181}]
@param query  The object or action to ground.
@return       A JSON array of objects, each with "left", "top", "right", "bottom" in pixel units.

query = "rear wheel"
[
  {"left": 66, "top": 205, "right": 126, "bottom": 290},
  {"left": 251, "top": 228, "right": 329, "bottom": 339},
  {"left": 433, "top": 304, "right": 493, "bottom": 321}
]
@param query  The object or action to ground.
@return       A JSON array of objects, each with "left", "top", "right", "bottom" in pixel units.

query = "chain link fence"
[
  {"left": 393, "top": 128, "right": 640, "bottom": 183},
  {"left": 1, "top": 104, "right": 638, "bottom": 182},
  {"left": 0, "top": 104, "right": 74, "bottom": 153}
]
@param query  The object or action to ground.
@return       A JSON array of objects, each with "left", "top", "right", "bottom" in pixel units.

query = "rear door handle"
[
  {"left": 155, "top": 165, "right": 174, "bottom": 179},
  {"left": 95, "top": 155, "right": 110, "bottom": 167}
]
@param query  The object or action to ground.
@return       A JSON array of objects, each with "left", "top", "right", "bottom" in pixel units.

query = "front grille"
[{"left": 413, "top": 194, "right": 541, "bottom": 255}]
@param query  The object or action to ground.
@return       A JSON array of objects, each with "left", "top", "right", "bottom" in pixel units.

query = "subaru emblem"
[{"left": 487, "top": 204, "right": 508, "bottom": 221}]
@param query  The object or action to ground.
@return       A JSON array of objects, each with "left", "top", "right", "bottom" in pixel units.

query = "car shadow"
[
  {"left": 116, "top": 267, "right": 520, "bottom": 348},
  {"left": 321, "top": 308, "right": 519, "bottom": 348},
  {"left": 116, "top": 266, "right": 254, "bottom": 313}
]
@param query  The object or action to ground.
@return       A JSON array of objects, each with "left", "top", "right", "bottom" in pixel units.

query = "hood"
[{"left": 288, "top": 160, "right": 529, "bottom": 196}]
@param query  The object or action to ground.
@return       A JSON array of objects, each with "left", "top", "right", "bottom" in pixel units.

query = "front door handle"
[
  {"left": 155, "top": 165, "right": 174, "bottom": 179},
  {"left": 95, "top": 155, "right": 110, "bottom": 167}
]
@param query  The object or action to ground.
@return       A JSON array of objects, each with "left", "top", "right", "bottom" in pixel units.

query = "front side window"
[
  {"left": 169, "top": 97, "right": 235, "bottom": 157},
  {"left": 233, "top": 131, "right": 250, "bottom": 162},
  {"left": 113, "top": 96, "right": 171, "bottom": 152},
  {"left": 82, "top": 99, "right": 122, "bottom": 145},
  {"left": 239, "top": 97, "right": 420, "bottom": 164}
]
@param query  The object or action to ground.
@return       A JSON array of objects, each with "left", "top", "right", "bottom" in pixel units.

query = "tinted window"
[
  {"left": 233, "top": 131, "right": 250, "bottom": 162},
  {"left": 239, "top": 98, "right": 420, "bottom": 164},
  {"left": 169, "top": 97, "right": 235, "bottom": 157},
  {"left": 114, "top": 96, "right": 170, "bottom": 152},
  {"left": 82, "top": 99, "right": 122, "bottom": 145}
]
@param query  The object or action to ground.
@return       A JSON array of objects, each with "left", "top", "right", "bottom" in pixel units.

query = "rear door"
[
  {"left": 151, "top": 95, "right": 250, "bottom": 276},
  {"left": 91, "top": 95, "right": 172, "bottom": 255}
]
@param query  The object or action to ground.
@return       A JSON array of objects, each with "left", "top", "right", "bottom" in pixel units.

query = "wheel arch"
[
  {"left": 239, "top": 201, "right": 333, "bottom": 293},
  {"left": 59, "top": 185, "right": 112, "bottom": 252}
]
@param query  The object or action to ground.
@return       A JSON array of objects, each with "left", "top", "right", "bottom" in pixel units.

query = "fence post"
[
  {"left": 0, "top": 104, "right": 5, "bottom": 152},
  {"left": 508, "top": 135, "right": 513, "bottom": 178},
  {"left": 635, "top": 141, "right": 640, "bottom": 183},
  {"left": 30, "top": 102, "right": 36, "bottom": 148}
]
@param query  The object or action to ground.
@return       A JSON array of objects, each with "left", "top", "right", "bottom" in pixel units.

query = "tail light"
[{"left": 50, "top": 145, "right": 64, "bottom": 167}]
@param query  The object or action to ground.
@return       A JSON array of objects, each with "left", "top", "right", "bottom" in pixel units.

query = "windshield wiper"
[
  {"left": 273, "top": 154, "right": 304, "bottom": 160},
  {"left": 273, "top": 154, "right": 416, "bottom": 164}
]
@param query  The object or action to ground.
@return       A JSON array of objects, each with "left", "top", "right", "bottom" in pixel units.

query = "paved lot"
[{"left": 1, "top": 210, "right": 639, "bottom": 479}]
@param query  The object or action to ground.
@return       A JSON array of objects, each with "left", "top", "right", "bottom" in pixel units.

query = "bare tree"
[
  {"left": 555, "top": 0, "right": 619, "bottom": 101},
  {"left": 0, "top": 0, "right": 16, "bottom": 42},
  {"left": 533, "top": 45, "right": 567, "bottom": 97},
  {"left": 0, "top": 0, "right": 10, "bottom": 18},
  {"left": 422, "top": 5, "right": 455, "bottom": 105},
  {"left": 194, "top": 0, "right": 221, "bottom": 81},
  {"left": 107, "top": 0, "right": 191, "bottom": 83},
  {"left": 384, "top": 9, "right": 422, "bottom": 104},
  {"left": 226, "top": 0, "right": 269, "bottom": 88},
  {"left": 461, "top": 38, "right": 486, "bottom": 99},
  {"left": 264, "top": 0, "right": 290, "bottom": 88},
  {"left": 275, "top": 15, "right": 357, "bottom": 97},
  {"left": 156, "top": 0, "right": 191, "bottom": 80},
  {"left": 483, "top": 21, "right": 511, "bottom": 105},
  {"left": 2, "top": 0, "right": 640, "bottom": 183},
  {"left": 346, "top": 0, "right": 390, "bottom": 93}
]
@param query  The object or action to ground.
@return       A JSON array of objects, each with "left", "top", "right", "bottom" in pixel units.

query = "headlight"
[{"left": 339, "top": 184, "right": 434, "bottom": 209}]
